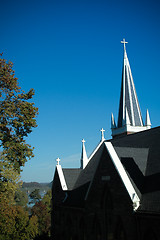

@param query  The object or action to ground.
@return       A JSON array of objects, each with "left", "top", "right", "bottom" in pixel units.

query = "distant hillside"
[
  {"left": 47, "top": 182, "right": 53, "bottom": 188},
  {"left": 22, "top": 182, "right": 52, "bottom": 189}
]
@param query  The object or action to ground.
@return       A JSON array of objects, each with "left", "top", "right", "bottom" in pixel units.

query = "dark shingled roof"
[
  {"left": 61, "top": 127, "right": 160, "bottom": 213},
  {"left": 74, "top": 143, "right": 105, "bottom": 189},
  {"left": 110, "top": 126, "right": 160, "bottom": 213},
  {"left": 62, "top": 168, "right": 82, "bottom": 190},
  {"left": 62, "top": 143, "right": 105, "bottom": 207},
  {"left": 63, "top": 182, "right": 90, "bottom": 208}
]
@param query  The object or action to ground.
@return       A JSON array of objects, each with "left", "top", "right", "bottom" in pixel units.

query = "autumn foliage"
[
  {"left": 32, "top": 200, "right": 51, "bottom": 236},
  {"left": 0, "top": 54, "right": 38, "bottom": 171},
  {"left": 0, "top": 55, "right": 41, "bottom": 240},
  {"left": 0, "top": 197, "right": 38, "bottom": 240}
]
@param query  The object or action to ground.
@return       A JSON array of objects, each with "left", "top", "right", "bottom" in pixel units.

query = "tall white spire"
[
  {"left": 118, "top": 39, "right": 143, "bottom": 127},
  {"left": 80, "top": 139, "right": 88, "bottom": 169},
  {"left": 145, "top": 109, "right": 151, "bottom": 127},
  {"left": 111, "top": 113, "right": 116, "bottom": 129},
  {"left": 111, "top": 39, "right": 151, "bottom": 138}
]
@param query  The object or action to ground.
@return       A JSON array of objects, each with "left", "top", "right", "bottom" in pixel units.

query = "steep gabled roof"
[
  {"left": 105, "top": 141, "right": 140, "bottom": 210},
  {"left": 110, "top": 126, "right": 160, "bottom": 212},
  {"left": 62, "top": 182, "right": 90, "bottom": 208},
  {"left": 53, "top": 123, "right": 160, "bottom": 212},
  {"left": 61, "top": 140, "right": 105, "bottom": 192},
  {"left": 74, "top": 142, "right": 105, "bottom": 190},
  {"left": 62, "top": 143, "right": 105, "bottom": 208},
  {"left": 62, "top": 168, "right": 82, "bottom": 190}
]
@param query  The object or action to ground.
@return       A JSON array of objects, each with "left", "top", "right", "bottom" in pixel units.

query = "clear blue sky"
[{"left": 1, "top": 0, "right": 160, "bottom": 182}]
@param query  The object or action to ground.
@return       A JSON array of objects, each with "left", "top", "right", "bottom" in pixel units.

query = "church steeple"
[
  {"left": 80, "top": 139, "right": 88, "bottom": 169},
  {"left": 111, "top": 39, "right": 151, "bottom": 138},
  {"left": 145, "top": 109, "right": 151, "bottom": 127}
]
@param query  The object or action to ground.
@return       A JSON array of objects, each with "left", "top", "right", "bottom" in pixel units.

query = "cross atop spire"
[
  {"left": 100, "top": 128, "right": 105, "bottom": 141},
  {"left": 118, "top": 39, "right": 143, "bottom": 128},
  {"left": 121, "top": 38, "right": 128, "bottom": 51},
  {"left": 111, "top": 39, "right": 151, "bottom": 138},
  {"left": 56, "top": 157, "right": 60, "bottom": 165}
]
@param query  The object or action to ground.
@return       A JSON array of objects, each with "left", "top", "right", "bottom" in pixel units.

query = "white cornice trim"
[
  {"left": 105, "top": 142, "right": 140, "bottom": 211},
  {"left": 112, "top": 125, "right": 151, "bottom": 137},
  {"left": 56, "top": 165, "right": 68, "bottom": 190}
]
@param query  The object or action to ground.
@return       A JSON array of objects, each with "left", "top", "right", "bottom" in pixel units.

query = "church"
[{"left": 51, "top": 40, "right": 160, "bottom": 240}]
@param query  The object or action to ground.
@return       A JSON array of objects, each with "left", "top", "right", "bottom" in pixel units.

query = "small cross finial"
[
  {"left": 56, "top": 157, "right": 60, "bottom": 165},
  {"left": 100, "top": 128, "right": 105, "bottom": 141},
  {"left": 82, "top": 139, "right": 85, "bottom": 144},
  {"left": 121, "top": 38, "right": 128, "bottom": 51}
]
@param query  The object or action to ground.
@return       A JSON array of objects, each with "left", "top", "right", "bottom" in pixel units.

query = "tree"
[
  {"left": 0, "top": 201, "right": 38, "bottom": 240},
  {"left": 0, "top": 54, "right": 38, "bottom": 172},
  {"left": 26, "top": 215, "right": 39, "bottom": 239},
  {"left": 42, "top": 189, "right": 51, "bottom": 213},
  {"left": 15, "top": 189, "right": 28, "bottom": 208},
  {"left": 30, "top": 190, "right": 52, "bottom": 239},
  {"left": 12, "top": 206, "right": 38, "bottom": 240},
  {"left": 0, "top": 198, "right": 16, "bottom": 239},
  {"left": 0, "top": 55, "right": 38, "bottom": 239},
  {"left": 31, "top": 201, "right": 51, "bottom": 237},
  {"left": 0, "top": 155, "right": 21, "bottom": 203},
  {"left": 29, "top": 188, "right": 41, "bottom": 205}
]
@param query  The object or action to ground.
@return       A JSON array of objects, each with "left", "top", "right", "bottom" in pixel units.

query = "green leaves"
[
  {"left": 0, "top": 156, "right": 21, "bottom": 204},
  {"left": 0, "top": 200, "right": 38, "bottom": 240},
  {"left": 31, "top": 200, "right": 51, "bottom": 237},
  {"left": 0, "top": 55, "right": 39, "bottom": 240},
  {"left": 29, "top": 189, "right": 42, "bottom": 205},
  {"left": 14, "top": 189, "right": 28, "bottom": 207},
  {"left": 0, "top": 55, "right": 38, "bottom": 171}
]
